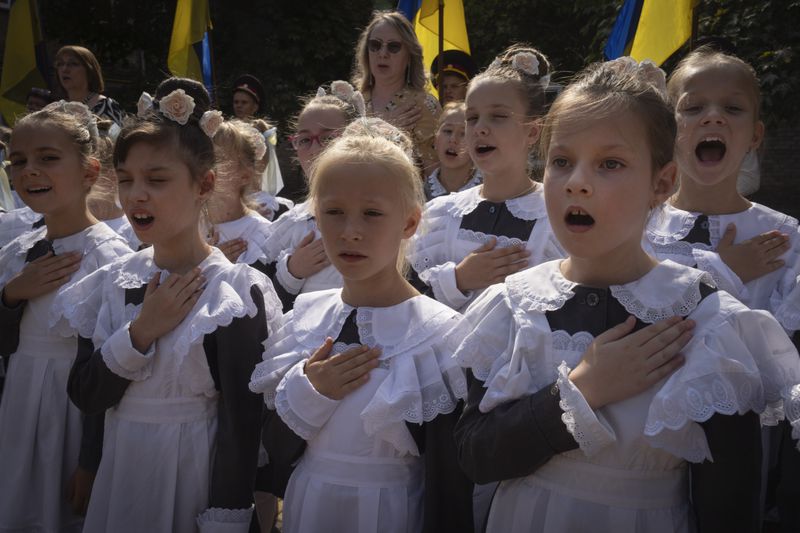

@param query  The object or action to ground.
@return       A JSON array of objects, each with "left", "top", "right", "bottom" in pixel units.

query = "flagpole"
[
  {"left": 690, "top": 1, "right": 699, "bottom": 50},
  {"left": 437, "top": 0, "right": 444, "bottom": 103}
]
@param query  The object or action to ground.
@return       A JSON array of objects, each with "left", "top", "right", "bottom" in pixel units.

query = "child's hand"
[
  {"left": 304, "top": 338, "right": 380, "bottom": 400},
  {"left": 288, "top": 231, "right": 330, "bottom": 279},
  {"left": 455, "top": 238, "right": 531, "bottom": 292},
  {"left": 216, "top": 238, "right": 248, "bottom": 263},
  {"left": 569, "top": 316, "right": 694, "bottom": 410},
  {"left": 129, "top": 269, "right": 205, "bottom": 353},
  {"left": 66, "top": 466, "right": 95, "bottom": 516},
  {"left": 2, "top": 251, "right": 82, "bottom": 307},
  {"left": 717, "top": 224, "right": 789, "bottom": 283},
  {"left": 384, "top": 102, "right": 422, "bottom": 130}
]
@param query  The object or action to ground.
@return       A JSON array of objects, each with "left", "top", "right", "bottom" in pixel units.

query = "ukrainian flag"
[
  {"left": 397, "top": 0, "right": 470, "bottom": 93},
  {"left": 605, "top": 0, "right": 696, "bottom": 66},
  {"left": 168, "top": 0, "right": 214, "bottom": 99},
  {"left": 0, "top": 0, "right": 47, "bottom": 125}
]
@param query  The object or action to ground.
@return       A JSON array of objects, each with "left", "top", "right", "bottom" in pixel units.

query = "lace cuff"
[
  {"left": 692, "top": 248, "right": 746, "bottom": 299},
  {"left": 275, "top": 361, "right": 340, "bottom": 440},
  {"left": 101, "top": 321, "right": 155, "bottom": 381},
  {"left": 275, "top": 250, "right": 304, "bottom": 295},
  {"left": 557, "top": 362, "right": 616, "bottom": 456},
  {"left": 196, "top": 507, "right": 253, "bottom": 533},
  {"left": 419, "top": 261, "right": 471, "bottom": 310}
]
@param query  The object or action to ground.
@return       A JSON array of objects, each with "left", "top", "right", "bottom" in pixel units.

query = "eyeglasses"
[
  {"left": 367, "top": 39, "right": 403, "bottom": 54},
  {"left": 54, "top": 60, "right": 82, "bottom": 69},
  {"left": 290, "top": 131, "right": 340, "bottom": 150}
]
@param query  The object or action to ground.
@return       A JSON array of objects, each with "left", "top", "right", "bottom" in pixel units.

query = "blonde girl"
[{"left": 424, "top": 101, "right": 482, "bottom": 201}]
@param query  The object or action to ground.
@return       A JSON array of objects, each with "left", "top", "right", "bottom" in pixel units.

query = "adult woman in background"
[
  {"left": 54, "top": 45, "right": 125, "bottom": 126},
  {"left": 352, "top": 10, "right": 441, "bottom": 174}
]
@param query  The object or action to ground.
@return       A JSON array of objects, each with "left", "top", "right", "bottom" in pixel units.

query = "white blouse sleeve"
[
  {"left": 101, "top": 321, "right": 156, "bottom": 381},
  {"left": 274, "top": 249, "right": 305, "bottom": 295},
  {"left": 274, "top": 361, "right": 340, "bottom": 440},
  {"left": 769, "top": 220, "right": 800, "bottom": 333},
  {"left": 691, "top": 248, "right": 747, "bottom": 298}
]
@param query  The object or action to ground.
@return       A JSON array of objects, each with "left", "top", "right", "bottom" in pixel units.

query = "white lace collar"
[
  {"left": 11, "top": 222, "right": 122, "bottom": 258},
  {"left": 112, "top": 246, "right": 231, "bottom": 289},
  {"left": 508, "top": 259, "right": 715, "bottom": 323},
  {"left": 291, "top": 289, "right": 458, "bottom": 357},
  {"left": 213, "top": 212, "right": 271, "bottom": 265},
  {"left": 426, "top": 169, "right": 481, "bottom": 199},
  {"left": 446, "top": 184, "right": 547, "bottom": 221}
]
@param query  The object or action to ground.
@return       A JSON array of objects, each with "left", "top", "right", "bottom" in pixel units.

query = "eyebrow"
[
  {"left": 8, "top": 146, "right": 63, "bottom": 157},
  {"left": 549, "top": 142, "right": 633, "bottom": 152}
]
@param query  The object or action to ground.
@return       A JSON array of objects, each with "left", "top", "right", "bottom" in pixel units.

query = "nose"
[
  {"left": 701, "top": 105, "right": 726, "bottom": 125},
  {"left": 564, "top": 165, "right": 593, "bottom": 196},
  {"left": 341, "top": 214, "right": 363, "bottom": 242},
  {"left": 124, "top": 178, "right": 149, "bottom": 203}
]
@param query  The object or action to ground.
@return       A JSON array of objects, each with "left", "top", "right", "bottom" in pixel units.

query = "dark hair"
[
  {"left": 55, "top": 45, "right": 105, "bottom": 94},
  {"left": 540, "top": 59, "right": 676, "bottom": 173},
  {"left": 114, "top": 77, "right": 215, "bottom": 180},
  {"left": 469, "top": 44, "right": 551, "bottom": 118}
]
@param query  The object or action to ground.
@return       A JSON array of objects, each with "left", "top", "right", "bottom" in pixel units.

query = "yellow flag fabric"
[
  {"left": 629, "top": 0, "right": 695, "bottom": 66},
  {"left": 167, "top": 0, "right": 212, "bottom": 81},
  {"left": 0, "top": 0, "right": 45, "bottom": 125},
  {"left": 414, "top": 0, "right": 470, "bottom": 95}
]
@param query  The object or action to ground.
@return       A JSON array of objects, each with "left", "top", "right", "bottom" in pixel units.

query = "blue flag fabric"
[
  {"left": 397, "top": 0, "right": 422, "bottom": 20},
  {"left": 604, "top": 0, "right": 644, "bottom": 60}
]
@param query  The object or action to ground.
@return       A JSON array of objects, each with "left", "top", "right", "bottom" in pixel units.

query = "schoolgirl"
[
  {"left": 452, "top": 57, "right": 800, "bottom": 533},
  {"left": 0, "top": 101, "right": 131, "bottom": 532},
  {"left": 408, "top": 45, "right": 563, "bottom": 312},
  {"left": 63, "top": 81, "right": 281, "bottom": 532},
  {"left": 250, "top": 129, "right": 472, "bottom": 533},
  {"left": 424, "top": 101, "right": 482, "bottom": 201}
]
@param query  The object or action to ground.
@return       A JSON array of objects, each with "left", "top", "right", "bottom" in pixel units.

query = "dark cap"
[
  {"left": 233, "top": 74, "right": 265, "bottom": 110},
  {"left": 430, "top": 50, "right": 477, "bottom": 85}
]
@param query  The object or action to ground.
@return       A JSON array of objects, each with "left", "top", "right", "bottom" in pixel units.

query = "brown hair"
[
  {"left": 352, "top": 10, "right": 427, "bottom": 93},
  {"left": 540, "top": 59, "right": 676, "bottom": 173},
  {"left": 469, "top": 44, "right": 551, "bottom": 118},
  {"left": 667, "top": 46, "right": 761, "bottom": 120},
  {"left": 55, "top": 45, "right": 105, "bottom": 94}
]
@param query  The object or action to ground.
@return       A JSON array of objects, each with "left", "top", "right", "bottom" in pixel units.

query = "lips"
[
  {"left": 26, "top": 185, "right": 52, "bottom": 195},
  {"left": 695, "top": 136, "right": 726, "bottom": 164},
  {"left": 474, "top": 144, "right": 496, "bottom": 155},
  {"left": 339, "top": 252, "right": 367, "bottom": 263},
  {"left": 445, "top": 148, "right": 459, "bottom": 157},
  {"left": 564, "top": 206, "right": 595, "bottom": 233},
  {"left": 129, "top": 210, "right": 155, "bottom": 230}
]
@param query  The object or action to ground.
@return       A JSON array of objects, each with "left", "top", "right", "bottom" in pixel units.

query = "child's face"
[
  {"left": 465, "top": 79, "right": 540, "bottom": 177},
  {"left": 544, "top": 111, "right": 675, "bottom": 262},
  {"left": 440, "top": 73, "right": 468, "bottom": 104},
  {"left": 8, "top": 124, "right": 96, "bottom": 216},
  {"left": 315, "top": 162, "right": 420, "bottom": 283},
  {"left": 116, "top": 142, "right": 212, "bottom": 246},
  {"left": 367, "top": 22, "right": 410, "bottom": 85},
  {"left": 294, "top": 107, "right": 347, "bottom": 176},
  {"left": 434, "top": 110, "right": 470, "bottom": 170},
  {"left": 674, "top": 65, "right": 764, "bottom": 188}
]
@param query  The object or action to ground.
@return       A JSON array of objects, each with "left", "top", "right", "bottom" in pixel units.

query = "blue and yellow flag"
[
  {"left": 605, "top": 0, "right": 696, "bottom": 66},
  {"left": 0, "top": 0, "right": 47, "bottom": 125},
  {"left": 398, "top": 0, "right": 470, "bottom": 94},
  {"left": 168, "top": 0, "right": 214, "bottom": 99}
]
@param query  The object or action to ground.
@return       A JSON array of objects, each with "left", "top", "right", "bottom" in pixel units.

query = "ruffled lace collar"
[
  {"left": 11, "top": 222, "right": 122, "bottom": 258},
  {"left": 509, "top": 259, "right": 714, "bottom": 322},
  {"left": 426, "top": 169, "right": 481, "bottom": 199},
  {"left": 112, "top": 246, "right": 230, "bottom": 289},
  {"left": 446, "top": 184, "right": 547, "bottom": 220},
  {"left": 291, "top": 289, "right": 458, "bottom": 357}
]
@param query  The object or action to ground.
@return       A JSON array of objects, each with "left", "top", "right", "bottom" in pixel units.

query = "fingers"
[
  {"left": 753, "top": 230, "right": 786, "bottom": 246},
  {"left": 332, "top": 346, "right": 381, "bottom": 371},
  {"left": 308, "top": 338, "right": 334, "bottom": 363},
  {"left": 640, "top": 319, "right": 695, "bottom": 359},
  {"left": 297, "top": 231, "right": 316, "bottom": 249},
  {"left": 594, "top": 315, "right": 637, "bottom": 344},
  {"left": 39, "top": 252, "right": 82, "bottom": 275},
  {"left": 145, "top": 271, "right": 161, "bottom": 296},
  {"left": 761, "top": 235, "right": 790, "bottom": 258},
  {"left": 626, "top": 316, "right": 685, "bottom": 347},
  {"left": 472, "top": 237, "right": 497, "bottom": 253},
  {"left": 645, "top": 352, "right": 685, "bottom": 382},
  {"left": 719, "top": 223, "right": 737, "bottom": 247}
]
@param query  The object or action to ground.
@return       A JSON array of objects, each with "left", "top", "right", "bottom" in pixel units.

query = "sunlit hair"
[
  {"left": 667, "top": 45, "right": 761, "bottom": 121},
  {"left": 341, "top": 117, "right": 415, "bottom": 161},
  {"left": 212, "top": 119, "right": 266, "bottom": 210},
  {"left": 540, "top": 59, "right": 676, "bottom": 175},
  {"left": 309, "top": 132, "right": 423, "bottom": 274},
  {"left": 469, "top": 44, "right": 551, "bottom": 119},
  {"left": 14, "top": 101, "right": 99, "bottom": 167},
  {"left": 437, "top": 101, "right": 466, "bottom": 129},
  {"left": 55, "top": 45, "right": 105, "bottom": 94},
  {"left": 292, "top": 90, "right": 362, "bottom": 134},
  {"left": 352, "top": 10, "right": 427, "bottom": 93},
  {"left": 87, "top": 122, "right": 120, "bottom": 219}
]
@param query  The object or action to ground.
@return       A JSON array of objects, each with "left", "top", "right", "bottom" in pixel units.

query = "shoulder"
[
  {"left": 746, "top": 202, "right": 799, "bottom": 233},
  {"left": 646, "top": 203, "right": 699, "bottom": 245}
]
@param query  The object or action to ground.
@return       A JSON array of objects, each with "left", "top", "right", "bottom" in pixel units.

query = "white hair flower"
[
  {"left": 137, "top": 92, "right": 154, "bottom": 117},
  {"left": 315, "top": 86, "right": 327, "bottom": 98},
  {"left": 158, "top": 89, "right": 195, "bottom": 125},
  {"left": 608, "top": 56, "right": 667, "bottom": 97},
  {"left": 352, "top": 91, "right": 366, "bottom": 117},
  {"left": 331, "top": 80, "right": 356, "bottom": 100},
  {"left": 199, "top": 110, "right": 224, "bottom": 138},
  {"left": 249, "top": 127, "right": 267, "bottom": 160},
  {"left": 512, "top": 52, "right": 540, "bottom": 77}
]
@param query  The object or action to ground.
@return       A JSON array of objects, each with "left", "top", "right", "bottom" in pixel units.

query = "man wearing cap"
[
  {"left": 232, "top": 74, "right": 266, "bottom": 120},
  {"left": 430, "top": 50, "right": 477, "bottom": 105}
]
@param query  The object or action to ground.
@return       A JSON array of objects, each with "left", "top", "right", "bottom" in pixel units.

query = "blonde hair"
[
  {"left": 437, "top": 101, "right": 466, "bottom": 128},
  {"left": 667, "top": 46, "right": 761, "bottom": 120},
  {"left": 341, "top": 117, "right": 415, "bottom": 162},
  {"left": 352, "top": 10, "right": 427, "bottom": 93},
  {"left": 212, "top": 119, "right": 266, "bottom": 210},
  {"left": 540, "top": 59, "right": 676, "bottom": 174},
  {"left": 87, "top": 125, "right": 120, "bottom": 219},
  {"left": 309, "top": 132, "right": 423, "bottom": 274}
]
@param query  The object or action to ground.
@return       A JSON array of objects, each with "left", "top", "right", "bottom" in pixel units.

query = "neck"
[
  {"left": 207, "top": 196, "right": 247, "bottom": 225},
  {"left": 562, "top": 244, "right": 657, "bottom": 287},
  {"left": 438, "top": 165, "right": 472, "bottom": 193},
  {"left": 340, "top": 264, "right": 418, "bottom": 308},
  {"left": 68, "top": 87, "right": 91, "bottom": 103},
  {"left": 480, "top": 165, "right": 534, "bottom": 202},
  {"left": 152, "top": 227, "right": 212, "bottom": 274},
  {"left": 371, "top": 77, "right": 406, "bottom": 99},
  {"left": 671, "top": 173, "right": 750, "bottom": 214},
  {"left": 44, "top": 204, "right": 98, "bottom": 240}
]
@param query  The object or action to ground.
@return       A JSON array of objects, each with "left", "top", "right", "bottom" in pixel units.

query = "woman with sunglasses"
[
  {"left": 352, "top": 10, "right": 441, "bottom": 175},
  {"left": 54, "top": 45, "right": 125, "bottom": 126}
]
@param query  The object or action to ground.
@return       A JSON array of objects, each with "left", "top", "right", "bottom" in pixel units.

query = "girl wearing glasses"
[
  {"left": 353, "top": 10, "right": 441, "bottom": 175},
  {"left": 260, "top": 82, "right": 364, "bottom": 311},
  {"left": 54, "top": 46, "right": 125, "bottom": 127}
]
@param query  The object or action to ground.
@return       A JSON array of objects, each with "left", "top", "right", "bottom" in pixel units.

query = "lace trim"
[
  {"left": 196, "top": 506, "right": 253, "bottom": 526},
  {"left": 557, "top": 362, "right": 614, "bottom": 456},
  {"left": 507, "top": 263, "right": 577, "bottom": 313},
  {"left": 446, "top": 187, "right": 484, "bottom": 218},
  {"left": 426, "top": 171, "right": 448, "bottom": 199},
  {"left": 649, "top": 239, "right": 711, "bottom": 259},
  {"left": 274, "top": 385, "right": 315, "bottom": 441},
  {"left": 457, "top": 227, "right": 527, "bottom": 248},
  {"left": 647, "top": 209, "right": 698, "bottom": 245},
  {"left": 609, "top": 270, "right": 713, "bottom": 323},
  {"left": 354, "top": 301, "right": 457, "bottom": 355},
  {"left": 505, "top": 188, "right": 546, "bottom": 221},
  {"left": 692, "top": 250, "right": 740, "bottom": 295},
  {"left": 9, "top": 226, "right": 48, "bottom": 257},
  {"left": 551, "top": 330, "right": 594, "bottom": 354}
]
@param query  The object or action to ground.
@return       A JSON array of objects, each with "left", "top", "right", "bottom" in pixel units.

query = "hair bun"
[{"left": 607, "top": 56, "right": 667, "bottom": 97}]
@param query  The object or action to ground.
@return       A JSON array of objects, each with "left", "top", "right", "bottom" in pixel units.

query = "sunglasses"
[{"left": 367, "top": 39, "right": 403, "bottom": 54}]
